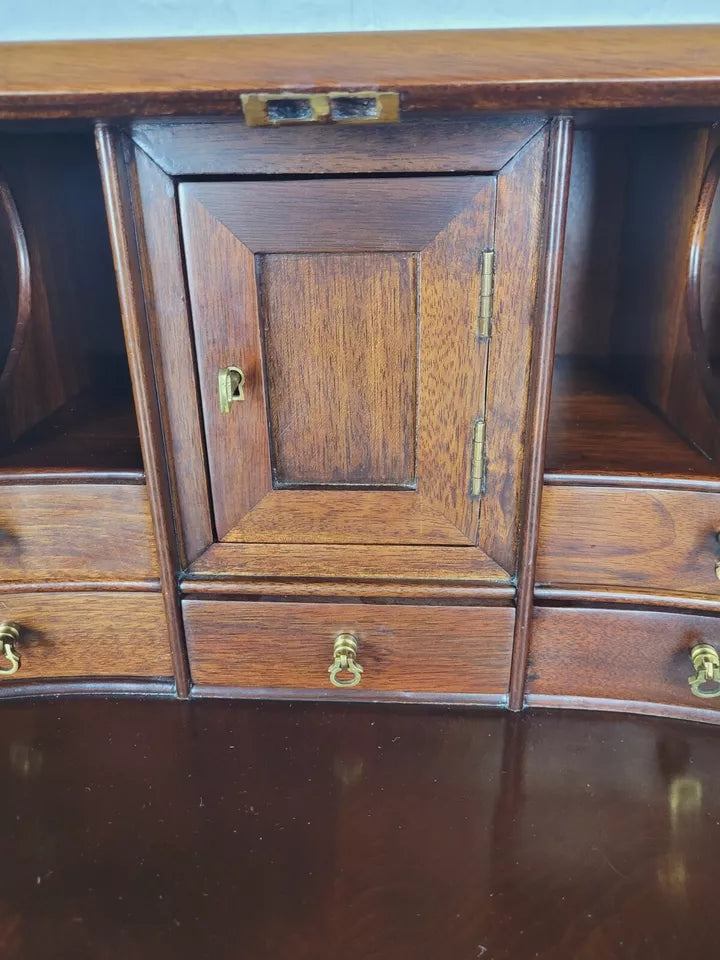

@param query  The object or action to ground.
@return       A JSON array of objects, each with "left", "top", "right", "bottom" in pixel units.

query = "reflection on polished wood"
[{"left": 0, "top": 698, "right": 719, "bottom": 958}]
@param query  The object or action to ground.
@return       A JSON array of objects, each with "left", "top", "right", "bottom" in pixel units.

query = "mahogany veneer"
[
  {"left": 0, "top": 27, "right": 719, "bottom": 723},
  {"left": 184, "top": 600, "right": 514, "bottom": 700},
  {"left": 0, "top": 593, "right": 172, "bottom": 683},
  {"left": 0, "top": 698, "right": 719, "bottom": 960}
]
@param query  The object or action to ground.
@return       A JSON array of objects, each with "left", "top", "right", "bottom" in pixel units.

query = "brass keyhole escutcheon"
[
  {"left": 0, "top": 623, "right": 20, "bottom": 676},
  {"left": 328, "top": 633, "right": 364, "bottom": 688},
  {"left": 218, "top": 366, "right": 245, "bottom": 413},
  {"left": 689, "top": 643, "right": 720, "bottom": 698}
]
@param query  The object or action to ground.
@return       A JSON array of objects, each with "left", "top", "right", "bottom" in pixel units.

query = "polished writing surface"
[{"left": 0, "top": 699, "right": 719, "bottom": 958}]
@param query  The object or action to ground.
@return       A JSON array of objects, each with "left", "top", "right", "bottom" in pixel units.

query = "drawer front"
[
  {"left": 184, "top": 600, "right": 514, "bottom": 696},
  {"left": 528, "top": 606, "right": 720, "bottom": 714},
  {"left": 0, "top": 484, "right": 159, "bottom": 584},
  {"left": 0, "top": 592, "right": 173, "bottom": 681},
  {"left": 537, "top": 486, "right": 720, "bottom": 596}
]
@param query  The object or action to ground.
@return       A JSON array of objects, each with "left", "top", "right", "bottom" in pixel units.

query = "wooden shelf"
[
  {"left": 545, "top": 360, "right": 720, "bottom": 486},
  {"left": 0, "top": 388, "right": 143, "bottom": 479}
]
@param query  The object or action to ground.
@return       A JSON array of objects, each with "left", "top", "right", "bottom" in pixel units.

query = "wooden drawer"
[
  {"left": 0, "top": 592, "right": 173, "bottom": 682},
  {"left": 0, "top": 483, "right": 159, "bottom": 584},
  {"left": 528, "top": 606, "right": 720, "bottom": 717},
  {"left": 537, "top": 485, "right": 720, "bottom": 597},
  {"left": 184, "top": 600, "right": 514, "bottom": 698}
]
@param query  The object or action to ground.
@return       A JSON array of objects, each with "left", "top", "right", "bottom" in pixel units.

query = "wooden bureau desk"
[{"left": 0, "top": 26, "right": 719, "bottom": 723}]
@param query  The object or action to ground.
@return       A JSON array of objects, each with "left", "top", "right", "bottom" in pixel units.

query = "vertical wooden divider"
[
  {"left": 95, "top": 124, "right": 190, "bottom": 697},
  {"left": 508, "top": 116, "right": 573, "bottom": 710}
]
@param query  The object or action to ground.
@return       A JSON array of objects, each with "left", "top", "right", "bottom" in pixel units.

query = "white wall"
[{"left": 1, "top": 0, "right": 718, "bottom": 42}]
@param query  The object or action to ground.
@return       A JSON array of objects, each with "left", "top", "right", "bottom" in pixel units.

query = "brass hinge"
[
  {"left": 470, "top": 417, "right": 486, "bottom": 499},
  {"left": 478, "top": 249, "right": 495, "bottom": 339}
]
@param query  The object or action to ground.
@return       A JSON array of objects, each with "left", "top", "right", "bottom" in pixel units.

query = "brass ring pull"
[
  {"left": 0, "top": 623, "right": 20, "bottom": 676},
  {"left": 688, "top": 643, "right": 720, "bottom": 699},
  {"left": 328, "top": 633, "right": 363, "bottom": 688}
]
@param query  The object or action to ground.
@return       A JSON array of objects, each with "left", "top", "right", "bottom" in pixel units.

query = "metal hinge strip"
[
  {"left": 470, "top": 417, "right": 486, "bottom": 499},
  {"left": 478, "top": 249, "right": 495, "bottom": 339}
]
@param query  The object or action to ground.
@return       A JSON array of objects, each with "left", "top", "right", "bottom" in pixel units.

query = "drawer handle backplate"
[
  {"left": 328, "top": 633, "right": 364, "bottom": 688},
  {"left": 0, "top": 622, "right": 20, "bottom": 676},
  {"left": 689, "top": 643, "right": 720, "bottom": 699}
]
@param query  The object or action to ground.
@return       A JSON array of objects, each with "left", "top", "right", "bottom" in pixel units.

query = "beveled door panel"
[
  {"left": 261, "top": 252, "right": 417, "bottom": 486},
  {"left": 180, "top": 176, "right": 495, "bottom": 547}
]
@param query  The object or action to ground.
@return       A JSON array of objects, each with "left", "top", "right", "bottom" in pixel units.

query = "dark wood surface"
[
  {"left": 184, "top": 599, "right": 514, "bottom": 696},
  {"left": 537, "top": 485, "right": 720, "bottom": 597},
  {"left": 0, "top": 593, "right": 172, "bottom": 684},
  {"left": 121, "top": 115, "right": 549, "bottom": 592},
  {"left": 3, "top": 27, "right": 720, "bottom": 117},
  {"left": 477, "top": 127, "right": 549, "bottom": 575},
  {"left": 180, "top": 175, "right": 494, "bottom": 546},
  {"left": 115, "top": 134, "right": 214, "bottom": 569},
  {"left": 0, "top": 390, "right": 142, "bottom": 473},
  {"left": 184, "top": 542, "right": 512, "bottom": 600},
  {"left": 131, "top": 115, "right": 545, "bottom": 176},
  {"left": 528, "top": 605, "right": 720, "bottom": 720},
  {"left": 1, "top": 698, "right": 720, "bottom": 958},
  {"left": 261, "top": 252, "right": 417, "bottom": 486},
  {"left": 508, "top": 117, "right": 572, "bottom": 709},
  {"left": 0, "top": 483, "right": 158, "bottom": 584},
  {"left": 0, "top": 134, "right": 131, "bottom": 451},
  {"left": 96, "top": 126, "right": 191, "bottom": 697},
  {"left": 545, "top": 361, "right": 718, "bottom": 484},
  {"left": 611, "top": 126, "right": 720, "bottom": 465}
]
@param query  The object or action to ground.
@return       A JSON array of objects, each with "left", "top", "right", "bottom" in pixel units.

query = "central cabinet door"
[{"left": 179, "top": 176, "right": 495, "bottom": 547}]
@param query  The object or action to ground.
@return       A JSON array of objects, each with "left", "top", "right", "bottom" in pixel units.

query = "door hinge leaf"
[
  {"left": 470, "top": 417, "right": 486, "bottom": 499},
  {"left": 478, "top": 249, "right": 495, "bottom": 340}
]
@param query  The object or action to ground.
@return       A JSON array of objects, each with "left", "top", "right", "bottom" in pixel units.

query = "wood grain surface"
[
  {"left": 186, "top": 541, "right": 510, "bottom": 586},
  {"left": 537, "top": 485, "right": 720, "bottom": 597},
  {"left": 4, "top": 700, "right": 720, "bottom": 957},
  {"left": 554, "top": 129, "right": 629, "bottom": 361},
  {"left": 612, "top": 126, "right": 720, "bottom": 465},
  {"left": 131, "top": 115, "right": 545, "bottom": 176},
  {"left": 121, "top": 136, "right": 214, "bottom": 567},
  {"left": 96, "top": 126, "right": 192, "bottom": 695},
  {"left": 0, "top": 592, "right": 172, "bottom": 682},
  {"left": 221, "top": 491, "right": 473, "bottom": 545},
  {"left": 0, "top": 134, "right": 131, "bottom": 450},
  {"left": 180, "top": 175, "right": 495, "bottom": 546},
  {"left": 478, "top": 126, "right": 549, "bottom": 574},
  {"left": 508, "top": 118, "right": 573, "bottom": 709},
  {"left": 0, "top": 483, "right": 158, "bottom": 584},
  {"left": 528, "top": 605, "right": 720, "bottom": 717},
  {"left": 261, "top": 252, "right": 417, "bottom": 486},
  {"left": 3, "top": 27, "right": 720, "bottom": 117},
  {"left": 546, "top": 361, "right": 719, "bottom": 484},
  {"left": 535, "top": 584, "right": 720, "bottom": 612},
  {"left": 184, "top": 599, "right": 514, "bottom": 695},
  {"left": 180, "top": 177, "right": 492, "bottom": 253}
]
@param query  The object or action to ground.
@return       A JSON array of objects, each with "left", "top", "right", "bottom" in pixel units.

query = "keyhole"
[{"left": 218, "top": 366, "right": 246, "bottom": 413}]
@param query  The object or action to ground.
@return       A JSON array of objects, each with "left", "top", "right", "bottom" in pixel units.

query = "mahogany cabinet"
[
  {"left": 0, "top": 28, "right": 720, "bottom": 723},
  {"left": 94, "top": 113, "right": 561, "bottom": 703}
]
